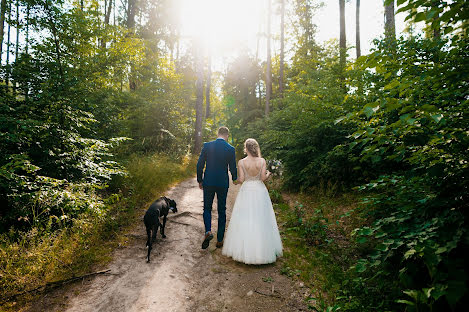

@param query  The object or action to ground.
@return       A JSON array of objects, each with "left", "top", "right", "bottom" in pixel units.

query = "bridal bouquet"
[{"left": 266, "top": 159, "right": 283, "bottom": 177}]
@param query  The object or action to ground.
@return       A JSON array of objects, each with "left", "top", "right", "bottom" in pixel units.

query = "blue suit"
[{"left": 197, "top": 138, "right": 237, "bottom": 242}]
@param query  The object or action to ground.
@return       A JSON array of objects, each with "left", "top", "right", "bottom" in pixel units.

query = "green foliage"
[
  {"left": 0, "top": 154, "right": 196, "bottom": 305},
  {"left": 331, "top": 35, "right": 469, "bottom": 311}
]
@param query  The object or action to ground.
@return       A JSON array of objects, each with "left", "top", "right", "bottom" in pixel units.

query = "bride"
[{"left": 222, "top": 138, "right": 283, "bottom": 264}]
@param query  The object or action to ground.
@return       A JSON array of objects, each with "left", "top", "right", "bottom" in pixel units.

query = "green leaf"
[
  {"left": 404, "top": 249, "right": 416, "bottom": 259},
  {"left": 355, "top": 261, "right": 367, "bottom": 273},
  {"left": 363, "top": 102, "right": 380, "bottom": 118},
  {"left": 396, "top": 299, "right": 415, "bottom": 306},
  {"left": 383, "top": 79, "right": 400, "bottom": 91},
  {"left": 414, "top": 12, "right": 426, "bottom": 22},
  {"left": 431, "top": 113, "right": 443, "bottom": 123}
]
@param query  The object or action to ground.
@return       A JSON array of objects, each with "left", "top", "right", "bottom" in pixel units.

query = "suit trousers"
[{"left": 203, "top": 186, "right": 228, "bottom": 242}]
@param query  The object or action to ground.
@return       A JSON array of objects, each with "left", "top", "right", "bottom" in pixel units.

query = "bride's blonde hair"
[{"left": 244, "top": 138, "right": 261, "bottom": 158}]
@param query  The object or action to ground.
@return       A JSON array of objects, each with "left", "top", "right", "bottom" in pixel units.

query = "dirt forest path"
[{"left": 29, "top": 177, "right": 309, "bottom": 312}]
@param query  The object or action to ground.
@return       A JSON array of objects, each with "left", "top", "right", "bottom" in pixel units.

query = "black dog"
[{"left": 144, "top": 196, "right": 177, "bottom": 262}]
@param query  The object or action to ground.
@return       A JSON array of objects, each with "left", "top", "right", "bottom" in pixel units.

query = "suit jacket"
[{"left": 197, "top": 138, "right": 237, "bottom": 188}]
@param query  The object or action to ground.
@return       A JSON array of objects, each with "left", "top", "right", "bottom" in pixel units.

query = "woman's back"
[{"left": 241, "top": 157, "right": 264, "bottom": 180}]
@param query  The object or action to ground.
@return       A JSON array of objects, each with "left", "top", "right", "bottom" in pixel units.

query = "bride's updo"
[{"left": 244, "top": 138, "right": 261, "bottom": 157}]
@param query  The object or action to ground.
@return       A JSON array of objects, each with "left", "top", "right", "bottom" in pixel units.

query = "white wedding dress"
[{"left": 222, "top": 160, "right": 283, "bottom": 264}]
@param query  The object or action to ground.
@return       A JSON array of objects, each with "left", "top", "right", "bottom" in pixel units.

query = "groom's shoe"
[
  {"left": 216, "top": 241, "right": 223, "bottom": 248},
  {"left": 202, "top": 232, "right": 213, "bottom": 249}
]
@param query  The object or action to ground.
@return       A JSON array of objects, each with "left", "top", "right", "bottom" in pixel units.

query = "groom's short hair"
[{"left": 218, "top": 126, "right": 230, "bottom": 137}]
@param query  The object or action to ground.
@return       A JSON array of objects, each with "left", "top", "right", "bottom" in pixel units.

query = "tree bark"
[
  {"left": 25, "top": 3, "right": 29, "bottom": 55},
  {"left": 384, "top": 0, "right": 396, "bottom": 40},
  {"left": 0, "top": 0, "right": 6, "bottom": 61},
  {"left": 279, "top": 0, "right": 285, "bottom": 96},
  {"left": 356, "top": 0, "right": 361, "bottom": 58},
  {"left": 193, "top": 49, "right": 204, "bottom": 154},
  {"left": 339, "top": 0, "right": 346, "bottom": 68},
  {"left": 105, "top": 0, "right": 113, "bottom": 25},
  {"left": 127, "top": 0, "right": 136, "bottom": 30},
  {"left": 15, "top": 0, "right": 19, "bottom": 57},
  {"left": 100, "top": 0, "right": 113, "bottom": 48},
  {"left": 205, "top": 54, "right": 211, "bottom": 118},
  {"left": 128, "top": 0, "right": 136, "bottom": 90},
  {"left": 5, "top": 1, "right": 11, "bottom": 89},
  {"left": 431, "top": 0, "right": 440, "bottom": 39},
  {"left": 265, "top": 0, "right": 272, "bottom": 117},
  {"left": 14, "top": 0, "right": 19, "bottom": 94}
]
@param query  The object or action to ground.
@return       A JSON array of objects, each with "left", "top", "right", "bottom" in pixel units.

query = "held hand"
[
  {"left": 266, "top": 170, "right": 272, "bottom": 179},
  {"left": 232, "top": 180, "right": 238, "bottom": 185},
  {"left": 199, "top": 183, "right": 203, "bottom": 190}
]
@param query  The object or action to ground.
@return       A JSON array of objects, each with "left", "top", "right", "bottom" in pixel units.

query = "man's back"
[{"left": 197, "top": 138, "right": 237, "bottom": 188}]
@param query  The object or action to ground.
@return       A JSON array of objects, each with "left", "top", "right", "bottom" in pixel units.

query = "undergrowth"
[
  {"left": 269, "top": 181, "right": 363, "bottom": 311},
  {"left": 0, "top": 154, "right": 196, "bottom": 310}
]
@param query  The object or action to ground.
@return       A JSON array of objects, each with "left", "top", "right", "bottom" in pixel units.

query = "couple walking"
[{"left": 196, "top": 126, "right": 283, "bottom": 264}]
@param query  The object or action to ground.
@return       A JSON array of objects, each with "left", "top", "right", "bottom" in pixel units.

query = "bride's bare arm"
[
  {"left": 236, "top": 159, "right": 245, "bottom": 183},
  {"left": 260, "top": 158, "right": 271, "bottom": 182}
]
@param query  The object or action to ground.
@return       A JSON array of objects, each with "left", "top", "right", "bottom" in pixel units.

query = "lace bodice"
[{"left": 241, "top": 159, "right": 263, "bottom": 182}]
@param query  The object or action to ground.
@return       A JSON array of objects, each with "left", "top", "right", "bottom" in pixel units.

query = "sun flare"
[{"left": 180, "top": 0, "right": 264, "bottom": 55}]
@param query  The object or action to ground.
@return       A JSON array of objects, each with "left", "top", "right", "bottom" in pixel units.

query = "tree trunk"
[
  {"left": 5, "top": 1, "right": 11, "bottom": 89},
  {"left": 105, "top": 0, "right": 113, "bottom": 25},
  {"left": 265, "top": 0, "right": 272, "bottom": 117},
  {"left": 14, "top": 0, "right": 19, "bottom": 94},
  {"left": 128, "top": 0, "right": 136, "bottom": 90},
  {"left": 279, "top": 0, "right": 285, "bottom": 96},
  {"left": 25, "top": 3, "right": 29, "bottom": 55},
  {"left": 0, "top": 0, "right": 7, "bottom": 61},
  {"left": 356, "top": 0, "right": 361, "bottom": 58},
  {"left": 205, "top": 55, "right": 211, "bottom": 118},
  {"left": 15, "top": 0, "right": 19, "bottom": 57},
  {"left": 431, "top": 0, "right": 440, "bottom": 39},
  {"left": 339, "top": 0, "right": 346, "bottom": 68},
  {"left": 384, "top": 0, "right": 396, "bottom": 40},
  {"left": 127, "top": 0, "right": 136, "bottom": 30},
  {"left": 193, "top": 49, "right": 204, "bottom": 154},
  {"left": 100, "top": 0, "right": 112, "bottom": 48}
]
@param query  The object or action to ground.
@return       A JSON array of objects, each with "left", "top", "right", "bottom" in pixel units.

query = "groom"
[{"left": 197, "top": 126, "right": 237, "bottom": 249}]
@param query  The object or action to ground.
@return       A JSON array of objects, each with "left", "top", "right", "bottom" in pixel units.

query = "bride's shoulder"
[{"left": 238, "top": 157, "right": 247, "bottom": 164}]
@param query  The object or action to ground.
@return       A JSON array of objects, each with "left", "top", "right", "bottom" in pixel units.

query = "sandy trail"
[{"left": 27, "top": 178, "right": 308, "bottom": 312}]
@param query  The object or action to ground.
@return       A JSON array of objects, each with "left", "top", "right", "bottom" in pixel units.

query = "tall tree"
[
  {"left": 205, "top": 54, "right": 211, "bottom": 118},
  {"left": 194, "top": 48, "right": 204, "bottom": 154},
  {"left": 265, "top": 0, "right": 272, "bottom": 116},
  {"left": 5, "top": 0, "right": 11, "bottom": 88},
  {"left": 14, "top": 0, "right": 19, "bottom": 94},
  {"left": 128, "top": 0, "right": 137, "bottom": 90},
  {"left": 25, "top": 2, "right": 29, "bottom": 55},
  {"left": 0, "top": 0, "right": 6, "bottom": 61},
  {"left": 127, "top": 0, "right": 136, "bottom": 30},
  {"left": 356, "top": 0, "right": 361, "bottom": 58},
  {"left": 15, "top": 0, "right": 19, "bottom": 57},
  {"left": 100, "top": 0, "right": 113, "bottom": 48},
  {"left": 431, "top": 0, "right": 440, "bottom": 39},
  {"left": 384, "top": 0, "right": 396, "bottom": 40},
  {"left": 279, "top": 0, "right": 285, "bottom": 96},
  {"left": 339, "top": 0, "right": 346, "bottom": 68}
]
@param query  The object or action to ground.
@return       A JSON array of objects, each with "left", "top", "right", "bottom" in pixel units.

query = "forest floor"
[{"left": 21, "top": 177, "right": 309, "bottom": 312}]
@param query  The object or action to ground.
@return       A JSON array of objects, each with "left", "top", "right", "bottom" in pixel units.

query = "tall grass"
[{"left": 0, "top": 154, "right": 196, "bottom": 310}]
